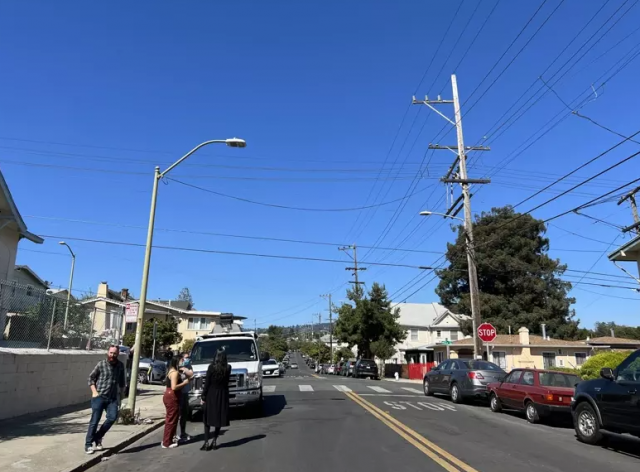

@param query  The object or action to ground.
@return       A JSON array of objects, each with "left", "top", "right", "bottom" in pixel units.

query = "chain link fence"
[{"left": 0, "top": 280, "right": 124, "bottom": 350}]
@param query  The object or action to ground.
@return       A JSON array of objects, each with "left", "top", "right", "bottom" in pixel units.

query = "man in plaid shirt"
[{"left": 85, "top": 345, "right": 125, "bottom": 454}]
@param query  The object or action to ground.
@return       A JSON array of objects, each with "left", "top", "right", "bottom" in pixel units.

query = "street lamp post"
[
  {"left": 127, "top": 138, "right": 246, "bottom": 413},
  {"left": 59, "top": 242, "right": 76, "bottom": 330},
  {"left": 420, "top": 210, "right": 482, "bottom": 360}
]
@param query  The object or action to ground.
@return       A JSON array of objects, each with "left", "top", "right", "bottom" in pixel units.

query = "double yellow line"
[{"left": 345, "top": 391, "right": 478, "bottom": 472}]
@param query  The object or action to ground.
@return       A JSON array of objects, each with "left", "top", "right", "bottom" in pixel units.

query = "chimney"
[
  {"left": 518, "top": 327, "right": 530, "bottom": 345},
  {"left": 97, "top": 281, "right": 108, "bottom": 298},
  {"left": 541, "top": 323, "right": 547, "bottom": 340},
  {"left": 120, "top": 288, "right": 129, "bottom": 301},
  {"left": 610, "top": 329, "right": 615, "bottom": 338}
]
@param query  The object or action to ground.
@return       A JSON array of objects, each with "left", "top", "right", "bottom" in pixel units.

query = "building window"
[
  {"left": 410, "top": 329, "right": 418, "bottom": 341},
  {"left": 492, "top": 351, "right": 507, "bottom": 369},
  {"left": 26, "top": 285, "right": 33, "bottom": 297},
  {"left": 436, "top": 351, "right": 445, "bottom": 364},
  {"left": 450, "top": 331, "right": 459, "bottom": 341},
  {"left": 436, "top": 330, "right": 442, "bottom": 339},
  {"left": 188, "top": 317, "right": 211, "bottom": 331},
  {"left": 542, "top": 352, "right": 556, "bottom": 369},
  {"left": 126, "top": 322, "right": 135, "bottom": 332},
  {"left": 575, "top": 352, "right": 587, "bottom": 366}
]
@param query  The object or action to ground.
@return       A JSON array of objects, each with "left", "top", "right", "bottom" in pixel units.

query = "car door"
[
  {"left": 439, "top": 361, "right": 455, "bottom": 391},
  {"left": 496, "top": 370, "right": 522, "bottom": 408},
  {"left": 512, "top": 370, "right": 535, "bottom": 410},
  {"left": 599, "top": 351, "right": 640, "bottom": 431},
  {"left": 431, "top": 361, "right": 449, "bottom": 392}
]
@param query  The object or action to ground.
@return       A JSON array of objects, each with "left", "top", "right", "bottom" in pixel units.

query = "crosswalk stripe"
[
  {"left": 263, "top": 385, "right": 276, "bottom": 393},
  {"left": 333, "top": 385, "right": 352, "bottom": 392},
  {"left": 367, "top": 386, "right": 392, "bottom": 393},
  {"left": 299, "top": 385, "right": 314, "bottom": 392},
  {"left": 402, "top": 387, "right": 423, "bottom": 394}
]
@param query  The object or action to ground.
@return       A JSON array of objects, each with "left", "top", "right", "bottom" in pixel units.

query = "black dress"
[{"left": 202, "top": 364, "right": 231, "bottom": 428}]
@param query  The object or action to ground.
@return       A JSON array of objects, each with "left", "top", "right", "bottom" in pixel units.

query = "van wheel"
[
  {"left": 490, "top": 393, "right": 502, "bottom": 413},
  {"left": 525, "top": 401, "right": 539, "bottom": 424},
  {"left": 575, "top": 402, "right": 603, "bottom": 445}
]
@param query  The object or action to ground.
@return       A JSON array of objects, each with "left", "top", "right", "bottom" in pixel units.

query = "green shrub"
[
  {"left": 579, "top": 350, "right": 632, "bottom": 380},
  {"left": 545, "top": 366, "right": 581, "bottom": 376},
  {"left": 181, "top": 338, "right": 195, "bottom": 354}
]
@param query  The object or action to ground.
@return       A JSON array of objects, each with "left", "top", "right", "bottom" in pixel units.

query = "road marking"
[
  {"left": 402, "top": 387, "right": 424, "bottom": 394},
  {"left": 367, "top": 386, "right": 392, "bottom": 393},
  {"left": 359, "top": 393, "right": 422, "bottom": 398},
  {"left": 418, "top": 401, "right": 445, "bottom": 411},
  {"left": 299, "top": 385, "right": 314, "bottom": 392},
  {"left": 263, "top": 385, "right": 276, "bottom": 393},
  {"left": 346, "top": 391, "right": 478, "bottom": 472},
  {"left": 310, "top": 374, "right": 322, "bottom": 379},
  {"left": 333, "top": 385, "right": 352, "bottom": 392}
]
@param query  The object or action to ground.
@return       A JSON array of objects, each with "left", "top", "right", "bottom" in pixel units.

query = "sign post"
[
  {"left": 442, "top": 339, "right": 452, "bottom": 359},
  {"left": 152, "top": 320, "right": 157, "bottom": 360},
  {"left": 477, "top": 323, "right": 497, "bottom": 360}
]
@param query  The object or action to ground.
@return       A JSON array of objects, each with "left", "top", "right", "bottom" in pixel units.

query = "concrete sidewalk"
[{"left": 0, "top": 385, "right": 166, "bottom": 472}]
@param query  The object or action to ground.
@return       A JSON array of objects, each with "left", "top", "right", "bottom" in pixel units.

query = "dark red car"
[{"left": 487, "top": 368, "right": 581, "bottom": 423}]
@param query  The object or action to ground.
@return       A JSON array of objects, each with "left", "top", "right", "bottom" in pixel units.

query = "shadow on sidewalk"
[{"left": 0, "top": 403, "right": 90, "bottom": 441}]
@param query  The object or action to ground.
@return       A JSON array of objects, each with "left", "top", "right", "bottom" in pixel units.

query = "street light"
[
  {"left": 59, "top": 241, "right": 76, "bottom": 330},
  {"left": 127, "top": 138, "right": 247, "bottom": 413},
  {"left": 421, "top": 210, "right": 481, "bottom": 360}
]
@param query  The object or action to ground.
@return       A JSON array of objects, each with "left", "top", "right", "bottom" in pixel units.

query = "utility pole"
[
  {"left": 618, "top": 186, "right": 640, "bottom": 235},
  {"left": 413, "top": 74, "right": 490, "bottom": 360},
  {"left": 339, "top": 244, "right": 366, "bottom": 294},
  {"left": 321, "top": 293, "right": 333, "bottom": 362}
]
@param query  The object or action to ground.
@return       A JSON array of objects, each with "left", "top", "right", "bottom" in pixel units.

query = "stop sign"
[{"left": 477, "top": 323, "right": 497, "bottom": 343}]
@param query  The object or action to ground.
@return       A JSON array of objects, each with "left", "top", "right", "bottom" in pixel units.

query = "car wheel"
[
  {"left": 490, "top": 393, "right": 502, "bottom": 412},
  {"left": 574, "top": 402, "right": 603, "bottom": 445},
  {"left": 423, "top": 378, "right": 433, "bottom": 396},
  {"left": 450, "top": 383, "right": 463, "bottom": 404},
  {"left": 525, "top": 401, "right": 539, "bottom": 424}
]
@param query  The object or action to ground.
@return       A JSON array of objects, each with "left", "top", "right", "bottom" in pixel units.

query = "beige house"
[
  {"left": 391, "top": 303, "right": 470, "bottom": 364},
  {"left": 431, "top": 327, "right": 592, "bottom": 370},
  {"left": 0, "top": 171, "right": 43, "bottom": 340}
]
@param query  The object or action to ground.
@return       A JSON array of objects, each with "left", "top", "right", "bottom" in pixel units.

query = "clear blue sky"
[{"left": 2, "top": 0, "right": 639, "bottom": 331}]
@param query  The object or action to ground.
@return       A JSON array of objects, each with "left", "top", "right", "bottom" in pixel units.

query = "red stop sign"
[{"left": 477, "top": 323, "right": 497, "bottom": 343}]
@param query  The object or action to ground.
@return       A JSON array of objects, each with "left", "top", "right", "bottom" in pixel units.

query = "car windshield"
[
  {"left": 265, "top": 360, "right": 277, "bottom": 365},
  {"left": 191, "top": 338, "right": 257, "bottom": 363},
  {"left": 360, "top": 360, "right": 376, "bottom": 366},
  {"left": 464, "top": 361, "right": 502, "bottom": 371},
  {"left": 538, "top": 372, "right": 581, "bottom": 387}
]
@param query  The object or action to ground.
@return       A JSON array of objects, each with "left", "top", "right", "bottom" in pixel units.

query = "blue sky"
[{"left": 1, "top": 0, "right": 639, "bottom": 331}]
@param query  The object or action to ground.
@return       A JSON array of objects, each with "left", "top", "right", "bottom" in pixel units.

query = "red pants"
[{"left": 162, "top": 389, "right": 180, "bottom": 447}]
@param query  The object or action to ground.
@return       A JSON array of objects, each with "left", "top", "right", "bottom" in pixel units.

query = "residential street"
[{"left": 93, "top": 354, "right": 640, "bottom": 472}]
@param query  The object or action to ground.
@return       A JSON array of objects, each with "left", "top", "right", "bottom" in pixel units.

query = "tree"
[
  {"left": 335, "top": 283, "right": 406, "bottom": 359},
  {"left": 436, "top": 206, "right": 579, "bottom": 340},
  {"left": 370, "top": 339, "right": 396, "bottom": 362},
  {"left": 122, "top": 318, "right": 182, "bottom": 357},
  {"left": 591, "top": 322, "right": 640, "bottom": 340},
  {"left": 333, "top": 346, "right": 354, "bottom": 362},
  {"left": 177, "top": 287, "right": 194, "bottom": 309},
  {"left": 181, "top": 338, "right": 195, "bottom": 354},
  {"left": 257, "top": 325, "right": 289, "bottom": 361}
]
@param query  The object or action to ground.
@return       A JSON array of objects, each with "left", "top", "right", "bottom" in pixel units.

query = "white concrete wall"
[{"left": 0, "top": 348, "right": 126, "bottom": 420}]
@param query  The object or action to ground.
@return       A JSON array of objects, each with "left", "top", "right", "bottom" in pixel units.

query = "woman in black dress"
[{"left": 201, "top": 349, "right": 231, "bottom": 451}]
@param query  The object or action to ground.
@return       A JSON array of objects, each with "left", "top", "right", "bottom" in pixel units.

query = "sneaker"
[
  {"left": 160, "top": 442, "right": 178, "bottom": 449},
  {"left": 180, "top": 435, "right": 191, "bottom": 443},
  {"left": 94, "top": 442, "right": 104, "bottom": 451},
  {"left": 85, "top": 446, "right": 95, "bottom": 455}
]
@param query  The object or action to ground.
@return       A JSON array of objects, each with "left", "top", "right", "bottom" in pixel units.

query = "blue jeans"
[{"left": 85, "top": 396, "right": 119, "bottom": 448}]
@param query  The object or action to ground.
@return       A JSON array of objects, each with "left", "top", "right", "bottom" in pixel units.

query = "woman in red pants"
[{"left": 161, "top": 357, "right": 191, "bottom": 448}]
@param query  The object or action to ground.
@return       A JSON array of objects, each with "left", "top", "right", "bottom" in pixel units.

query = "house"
[
  {"left": 431, "top": 327, "right": 591, "bottom": 370},
  {"left": 9, "top": 265, "right": 50, "bottom": 311},
  {"left": 390, "top": 303, "right": 470, "bottom": 364},
  {"left": 0, "top": 170, "right": 43, "bottom": 338},
  {"left": 586, "top": 336, "right": 640, "bottom": 351}
]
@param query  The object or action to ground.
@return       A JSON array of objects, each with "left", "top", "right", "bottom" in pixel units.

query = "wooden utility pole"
[
  {"left": 618, "top": 186, "right": 640, "bottom": 235},
  {"left": 321, "top": 293, "right": 333, "bottom": 362},
  {"left": 412, "top": 74, "right": 491, "bottom": 360},
  {"left": 339, "top": 244, "right": 366, "bottom": 292}
]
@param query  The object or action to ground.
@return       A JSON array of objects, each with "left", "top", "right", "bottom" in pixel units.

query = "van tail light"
[{"left": 468, "top": 372, "right": 484, "bottom": 380}]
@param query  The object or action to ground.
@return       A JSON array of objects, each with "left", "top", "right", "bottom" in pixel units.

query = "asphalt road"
[{"left": 93, "top": 353, "right": 640, "bottom": 472}]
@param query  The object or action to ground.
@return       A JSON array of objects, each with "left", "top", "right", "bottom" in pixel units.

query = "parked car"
[
  {"left": 138, "top": 357, "right": 167, "bottom": 384},
  {"left": 342, "top": 360, "right": 356, "bottom": 377},
  {"left": 261, "top": 359, "right": 281, "bottom": 377},
  {"left": 290, "top": 363, "right": 299, "bottom": 369},
  {"left": 279, "top": 362, "right": 286, "bottom": 375},
  {"left": 488, "top": 369, "right": 580, "bottom": 423},
  {"left": 354, "top": 359, "right": 379, "bottom": 379},
  {"left": 335, "top": 361, "right": 345, "bottom": 375},
  {"left": 423, "top": 359, "right": 506, "bottom": 403},
  {"left": 572, "top": 349, "right": 640, "bottom": 445},
  {"left": 327, "top": 364, "right": 335, "bottom": 374}
]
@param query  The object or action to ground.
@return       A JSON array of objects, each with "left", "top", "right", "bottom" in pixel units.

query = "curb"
[{"left": 67, "top": 420, "right": 165, "bottom": 472}]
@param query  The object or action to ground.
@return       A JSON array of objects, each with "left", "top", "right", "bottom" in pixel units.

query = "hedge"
[{"left": 579, "top": 350, "right": 632, "bottom": 380}]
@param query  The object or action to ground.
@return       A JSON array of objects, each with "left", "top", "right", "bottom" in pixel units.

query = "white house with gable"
[{"left": 390, "top": 302, "right": 470, "bottom": 364}]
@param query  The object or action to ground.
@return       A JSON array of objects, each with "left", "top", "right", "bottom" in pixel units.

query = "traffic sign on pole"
[
  {"left": 125, "top": 303, "right": 138, "bottom": 323},
  {"left": 477, "top": 323, "right": 497, "bottom": 343}
]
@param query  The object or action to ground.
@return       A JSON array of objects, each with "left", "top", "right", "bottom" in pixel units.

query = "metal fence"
[{"left": 0, "top": 280, "right": 124, "bottom": 350}]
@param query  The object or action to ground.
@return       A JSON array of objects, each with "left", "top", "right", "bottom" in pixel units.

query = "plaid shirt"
[{"left": 88, "top": 359, "right": 125, "bottom": 399}]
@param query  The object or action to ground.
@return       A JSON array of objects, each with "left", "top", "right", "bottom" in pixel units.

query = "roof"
[
  {"left": 14, "top": 265, "right": 49, "bottom": 288},
  {"left": 587, "top": 336, "right": 640, "bottom": 346},
  {"left": 0, "top": 170, "right": 43, "bottom": 244},
  {"left": 155, "top": 300, "right": 192, "bottom": 310},
  {"left": 393, "top": 303, "right": 450, "bottom": 328},
  {"left": 608, "top": 234, "right": 640, "bottom": 262},
  {"left": 445, "top": 334, "right": 588, "bottom": 348}
]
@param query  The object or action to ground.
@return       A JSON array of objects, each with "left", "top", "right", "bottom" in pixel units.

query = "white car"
[
  {"left": 327, "top": 364, "right": 335, "bottom": 374},
  {"left": 262, "top": 359, "right": 281, "bottom": 377}
]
